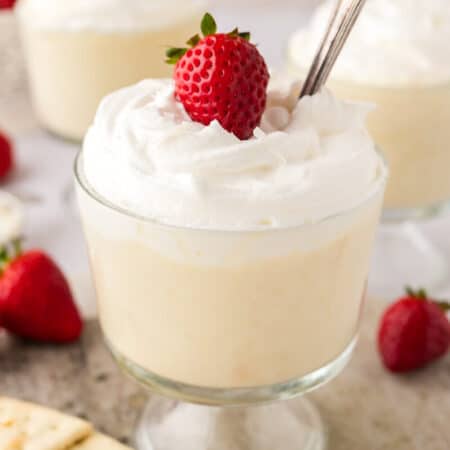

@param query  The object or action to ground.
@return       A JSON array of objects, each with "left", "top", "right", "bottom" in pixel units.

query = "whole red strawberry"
[
  {"left": 0, "top": 131, "right": 14, "bottom": 180},
  {"left": 378, "top": 288, "right": 450, "bottom": 373},
  {"left": 0, "top": 0, "right": 16, "bottom": 10},
  {"left": 0, "top": 243, "right": 83, "bottom": 343},
  {"left": 167, "top": 13, "right": 269, "bottom": 140}
]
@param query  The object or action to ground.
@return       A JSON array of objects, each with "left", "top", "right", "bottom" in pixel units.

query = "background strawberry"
[
  {"left": 0, "top": 244, "right": 83, "bottom": 343},
  {"left": 0, "top": 0, "right": 16, "bottom": 9},
  {"left": 167, "top": 13, "right": 269, "bottom": 140},
  {"left": 0, "top": 130, "right": 14, "bottom": 180},
  {"left": 378, "top": 288, "right": 450, "bottom": 373}
]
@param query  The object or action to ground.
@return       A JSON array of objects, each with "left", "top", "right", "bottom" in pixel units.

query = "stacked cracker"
[{"left": 0, "top": 398, "right": 131, "bottom": 450}]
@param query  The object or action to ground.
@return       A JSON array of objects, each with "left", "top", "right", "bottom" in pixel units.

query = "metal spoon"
[{"left": 299, "top": 0, "right": 367, "bottom": 99}]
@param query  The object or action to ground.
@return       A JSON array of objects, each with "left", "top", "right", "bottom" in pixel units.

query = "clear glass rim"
[{"left": 74, "top": 149, "right": 388, "bottom": 235}]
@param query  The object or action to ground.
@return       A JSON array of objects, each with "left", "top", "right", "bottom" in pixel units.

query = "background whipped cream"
[
  {"left": 82, "top": 78, "right": 384, "bottom": 230},
  {"left": 289, "top": 0, "right": 450, "bottom": 85},
  {"left": 16, "top": 0, "right": 206, "bottom": 32}
]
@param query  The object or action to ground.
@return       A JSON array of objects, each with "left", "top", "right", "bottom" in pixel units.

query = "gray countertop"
[{"left": 1, "top": 299, "right": 449, "bottom": 450}]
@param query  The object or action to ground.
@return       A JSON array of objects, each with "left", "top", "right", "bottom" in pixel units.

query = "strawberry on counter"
[
  {"left": 378, "top": 288, "right": 450, "bottom": 373},
  {"left": 0, "top": 0, "right": 16, "bottom": 10},
  {"left": 0, "top": 131, "right": 14, "bottom": 181},
  {"left": 0, "top": 242, "right": 83, "bottom": 343}
]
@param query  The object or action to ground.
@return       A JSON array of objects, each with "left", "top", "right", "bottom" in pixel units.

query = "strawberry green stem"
[
  {"left": 435, "top": 301, "right": 450, "bottom": 313},
  {"left": 165, "top": 12, "right": 251, "bottom": 65},
  {"left": 0, "top": 248, "right": 8, "bottom": 277},
  {"left": 405, "top": 286, "right": 427, "bottom": 299},
  {"left": 0, "top": 238, "right": 23, "bottom": 277},
  {"left": 201, "top": 12, "right": 217, "bottom": 36},
  {"left": 405, "top": 286, "right": 450, "bottom": 313},
  {"left": 0, "top": 247, "right": 8, "bottom": 264}
]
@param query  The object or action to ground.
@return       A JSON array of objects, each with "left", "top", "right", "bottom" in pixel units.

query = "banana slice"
[{"left": 0, "top": 191, "right": 24, "bottom": 246}]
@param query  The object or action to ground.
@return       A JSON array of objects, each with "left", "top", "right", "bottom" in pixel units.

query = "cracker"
[
  {"left": 0, "top": 398, "right": 93, "bottom": 450},
  {"left": 72, "top": 433, "right": 132, "bottom": 450},
  {"left": 0, "top": 425, "right": 23, "bottom": 450}
]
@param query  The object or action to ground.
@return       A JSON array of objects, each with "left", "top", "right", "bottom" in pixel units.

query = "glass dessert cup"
[
  {"left": 16, "top": 3, "right": 204, "bottom": 142},
  {"left": 75, "top": 152, "right": 386, "bottom": 449},
  {"left": 327, "top": 79, "right": 450, "bottom": 298},
  {"left": 325, "top": 79, "right": 450, "bottom": 218},
  {"left": 288, "top": 56, "right": 450, "bottom": 297}
]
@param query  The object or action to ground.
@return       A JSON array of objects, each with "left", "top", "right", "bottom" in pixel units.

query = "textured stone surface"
[
  {"left": 313, "top": 300, "right": 450, "bottom": 450},
  {"left": 0, "top": 321, "right": 146, "bottom": 446},
  {"left": 0, "top": 299, "right": 449, "bottom": 449}
]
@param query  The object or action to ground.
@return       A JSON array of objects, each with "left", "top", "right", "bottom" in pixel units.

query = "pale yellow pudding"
[
  {"left": 77, "top": 176, "right": 383, "bottom": 388},
  {"left": 326, "top": 80, "right": 450, "bottom": 210},
  {"left": 75, "top": 78, "right": 386, "bottom": 390},
  {"left": 16, "top": 0, "right": 204, "bottom": 141},
  {"left": 288, "top": 0, "right": 450, "bottom": 214}
]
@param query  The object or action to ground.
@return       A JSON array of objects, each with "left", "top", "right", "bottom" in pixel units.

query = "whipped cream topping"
[
  {"left": 82, "top": 78, "right": 384, "bottom": 230},
  {"left": 289, "top": 0, "right": 450, "bottom": 85},
  {"left": 16, "top": 0, "right": 205, "bottom": 32}
]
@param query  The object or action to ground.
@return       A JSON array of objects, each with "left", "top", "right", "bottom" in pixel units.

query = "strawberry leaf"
[
  {"left": 239, "top": 32, "right": 251, "bottom": 41},
  {"left": 201, "top": 12, "right": 217, "bottom": 36},
  {"left": 166, "top": 47, "right": 187, "bottom": 58},
  {"left": 405, "top": 286, "right": 427, "bottom": 300},
  {"left": 405, "top": 286, "right": 450, "bottom": 311},
  {"left": 165, "top": 47, "right": 188, "bottom": 65},
  {"left": 435, "top": 301, "right": 450, "bottom": 312},
  {"left": 417, "top": 288, "right": 427, "bottom": 299},
  {"left": 0, "top": 239, "right": 22, "bottom": 276},
  {"left": 0, "top": 247, "right": 7, "bottom": 264},
  {"left": 187, "top": 34, "right": 201, "bottom": 47},
  {"left": 228, "top": 27, "right": 251, "bottom": 41},
  {"left": 166, "top": 57, "right": 181, "bottom": 65}
]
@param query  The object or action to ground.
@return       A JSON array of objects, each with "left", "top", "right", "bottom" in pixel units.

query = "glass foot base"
[
  {"left": 368, "top": 222, "right": 449, "bottom": 299},
  {"left": 134, "top": 396, "right": 325, "bottom": 450}
]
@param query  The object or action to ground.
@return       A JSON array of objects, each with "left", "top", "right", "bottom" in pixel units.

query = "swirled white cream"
[
  {"left": 15, "top": 0, "right": 205, "bottom": 32},
  {"left": 82, "top": 78, "right": 383, "bottom": 230},
  {"left": 289, "top": 0, "right": 450, "bottom": 85}
]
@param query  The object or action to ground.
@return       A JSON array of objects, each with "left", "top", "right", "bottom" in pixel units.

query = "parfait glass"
[
  {"left": 16, "top": 0, "right": 206, "bottom": 143},
  {"left": 323, "top": 78, "right": 450, "bottom": 298},
  {"left": 75, "top": 152, "right": 387, "bottom": 449},
  {"left": 287, "top": 25, "right": 450, "bottom": 298}
]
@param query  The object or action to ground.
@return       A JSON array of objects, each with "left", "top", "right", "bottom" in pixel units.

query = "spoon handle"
[{"left": 299, "top": 0, "right": 367, "bottom": 99}]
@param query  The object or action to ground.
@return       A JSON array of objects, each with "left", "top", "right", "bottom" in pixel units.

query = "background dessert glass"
[
  {"left": 15, "top": 0, "right": 205, "bottom": 142},
  {"left": 75, "top": 151, "right": 386, "bottom": 450},
  {"left": 287, "top": 1, "right": 450, "bottom": 297}
]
